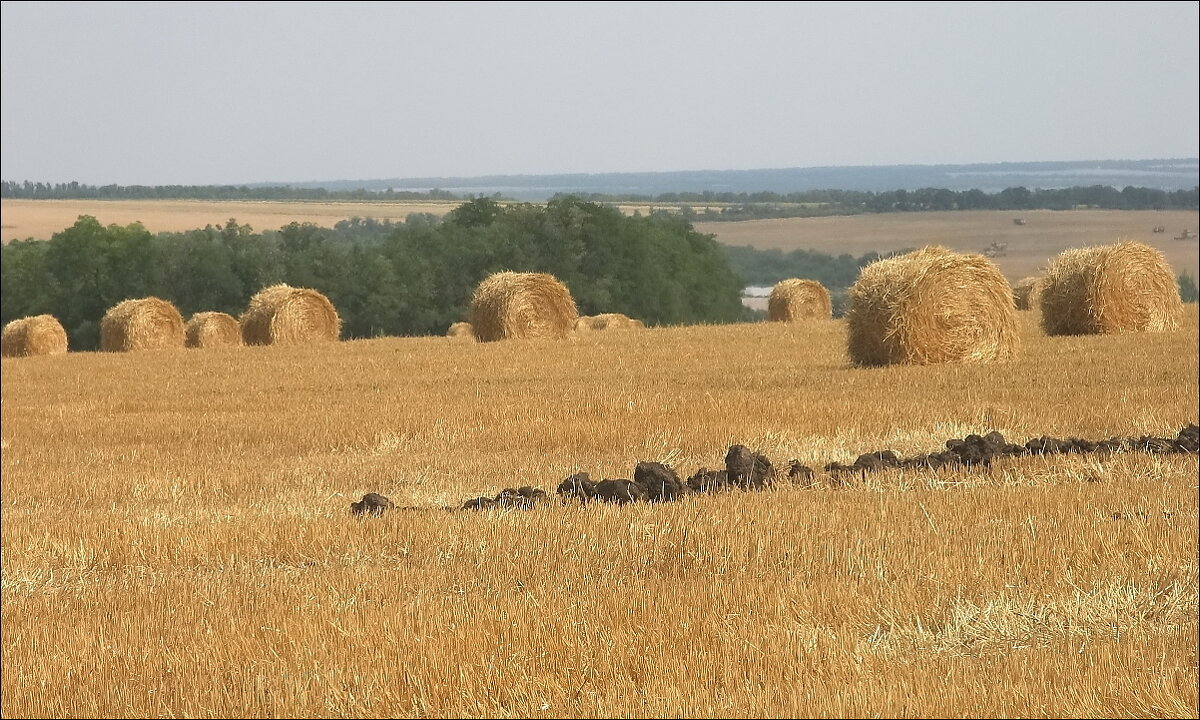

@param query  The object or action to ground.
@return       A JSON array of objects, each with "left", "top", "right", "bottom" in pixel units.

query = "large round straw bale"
[
  {"left": 1012, "top": 276, "right": 1044, "bottom": 311},
  {"left": 185, "top": 311, "right": 243, "bottom": 348},
  {"left": 99, "top": 297, "right": 185, "bottom": 352},
  {"left": 240, "top": 284, "right": 341, "bottom": 346},
  {"left": 767, "top": 279, "right": 833, "bottom": 322},
  {"left": 1039, "top": 241, "right": 1183, "bottom": 335},
  {"left": 469, "top": 272, "right": 579, "bottom": 342},
  {"left": 845, "top": 245, "right": 1019, "bottom": 366},
  {"left": 447, "top": 321, "right": 475, "bottom": 339},
  {"left": 1, "top": 314, "right": 69, "bottom": 358},
  {"left": 574, "top": 313, "right": 645, "bottom": 332}
]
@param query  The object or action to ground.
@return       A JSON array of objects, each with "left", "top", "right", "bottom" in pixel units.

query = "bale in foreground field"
[
  {"left": 1012, "top": 276, "right": 1044, "bottom": 311},
  {"left": 185, "top": 312, "right": 243, "bottom": 348},
  {"left": 100, "top": 297, "right": 185, "bottom": 352},
  {"left": 469, "top": 272, "right": 578, "bottom": 342},
  {"left": 767, "top": 278, "right": 832, "bottom": 322},
  {"left": 446, "top": 321, "right": 475, "bottom": 339},
  {"left": 1, "top": 314, "right": 69, "bottom": 358},
  {"left": 240, "top": 284, "right": 341, "bottom": 346},
  {"left": 1039, "top": 241, "right": 1183, "bottom": 335},
  {"left": 845, "top": 245, "right": 1019, "bottom": 366},
  {"left": 574, "top": 313, "right": 645, "bottom": 332}
]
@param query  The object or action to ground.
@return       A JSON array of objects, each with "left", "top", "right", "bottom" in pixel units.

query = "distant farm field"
[
  {"left": 2, "top": 310, "right": 1197, "bottom": 718},
  {"left": 695, "top": 209, "right": 1200, "bottom": 282},
  {"left": 0, "top": 199, "right": 465, "bottom": 242},
  {"left": 4, "top": 199, "right": 1197, "bottom": 283}
]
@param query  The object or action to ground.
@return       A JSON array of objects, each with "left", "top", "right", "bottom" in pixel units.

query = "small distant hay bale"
[
  {"left": 767, "top": 279, "right": 833, "bottom": 322},
  {"left": 185, "top": 311, "right": 243, "bottom": 348},
  {"left": 240, "top": 284, "right": 341, "bottom": 346},
  {"left": 99, "top": 297, "right": 185, "bottom": 352},
  {"left": 447, "top": 321, "right": 475, "bottom": 339},
  {"left": 1039, "top": 241, "right": 1183, "bottom": 335},
  {"left": 845, "top": 245, "right": 1019, "bottom": 366},
  {"left": 574, "top": 313, "right": 645, "bottom": 332},
  {"left": 1, "top": 314, "right": 68, "bottom": 358},
  {"left": 469, "top": 272, "right": 578, "bottom": 342},
  {"left": 1012, "top": 277, "right": 1044, "bottom": 311}
]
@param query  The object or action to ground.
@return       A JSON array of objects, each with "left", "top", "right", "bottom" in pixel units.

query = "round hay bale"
[
  {"left": 185, "top": 311, "right": 243, "bottom": 348},
  {"left": 767, "top": 279, "right": 833, "bottom": 322},
  {"left": 1, "top": 314, "right": 69, "bottom": 358},
  {"left": 240, "top": 284, "right": 341, "bottom": 346},
  {"left": 1039, "top": 241, "right": 1183, "bottom": 335},
  {"left": 469, "top": 272, "right": 578, "bottom": 342},
  {"left": 99, "top": 297, "right": 185, "bottom": 352},
  {"left": 574, "top": 313, "right": 645, "bottom": 332},
  {"left": 1012, "top": 276, "right": 1044, "bottom": 311},
  {"left": 447, "top": 321, "right": 475, "bottom": 339},
  {"left": 845, "top": 245, "right": 1019, "bottom": 366}
]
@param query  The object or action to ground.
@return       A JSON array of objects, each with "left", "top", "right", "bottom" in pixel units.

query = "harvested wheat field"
[
  {"left": 696, "top": 209, "right": 1200, "bottom": 283},
  {"left": 2, "top": 309, "right": 1198, "bottom": 718},
  {"left": 0, "top": 199, "right": 465, "bottom": 242}
]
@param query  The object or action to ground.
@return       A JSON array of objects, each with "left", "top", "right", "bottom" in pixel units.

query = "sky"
[{"left": 2, "top": 1, "right": 1197, "bottom": 186}]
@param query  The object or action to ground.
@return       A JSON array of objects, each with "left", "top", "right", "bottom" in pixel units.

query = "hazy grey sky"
[{"left": 2, "top": 1, "right": 1197, "bottom": 186}]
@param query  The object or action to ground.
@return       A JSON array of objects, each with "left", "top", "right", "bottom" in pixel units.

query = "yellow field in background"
[
  {"left": 2, "top": 310, "right": 1197, "bottom": 717},
  {"left": 5, "top": 200, "right": 1197, "bottom": 285}
]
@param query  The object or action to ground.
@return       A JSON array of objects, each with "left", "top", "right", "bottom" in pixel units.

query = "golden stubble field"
[
  {"left": 694, "top": 209, "right": 1200, "bottom": 283},
  {"left": 4, "top": 199, "right": 1196, "bottom": 285},
  {"left": 2, "top": 309, "right": 1198, "bottom": 718}
]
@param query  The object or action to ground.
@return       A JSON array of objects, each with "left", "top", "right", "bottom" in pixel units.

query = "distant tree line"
[
  {"left": 568, "top": 184, "right": 1200, "bottom": 220},
  {"left": 0, "top": 180, "right": 471, "bottom": 202},
  {"left": 0, "top": 197, "right": 751, "bottom": 350},
  {"left": 5, "top": 181, "right": 1196, "bottom": 218}
]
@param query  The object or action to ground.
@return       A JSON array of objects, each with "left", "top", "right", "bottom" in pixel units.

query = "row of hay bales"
[
  {"left": 768, "top": 239, "right": 1181, "bottom": 366},
  {"left": 2, "top": 283, "right": 341, "bottom": 357},
  {"left": 446, "top": 271, "right": 645, "bottom": 342},
  {"left": 4, "top": 241, "right": 1184, "bottom": 364},
  {"left": 1010, "top": 240, "right": 1182, "bottom": 335}
]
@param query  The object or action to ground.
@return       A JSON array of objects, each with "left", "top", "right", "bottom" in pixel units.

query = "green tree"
[{"left": 1179, "top": 273, "right": 1199, "bottom": 303}]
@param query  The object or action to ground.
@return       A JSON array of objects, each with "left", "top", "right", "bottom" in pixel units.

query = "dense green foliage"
[
  {"left": 1179, "top": 273, "right": 1199, "bottom": 303},
  {"left": 0, "top": 198, "right": 750, "bottom": 350},
  {"left": 720, "top": 245, "right": 907, "bottom": 289}
]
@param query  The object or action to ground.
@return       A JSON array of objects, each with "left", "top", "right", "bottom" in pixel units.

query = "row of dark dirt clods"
[{"left": 350, "top": 424, "right": 1199, "bottom": 516}]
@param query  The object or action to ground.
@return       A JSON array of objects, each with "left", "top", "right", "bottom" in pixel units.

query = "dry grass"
[
  {"left": 1013, "top": 276, "right": 1044, "bottom": 311},
  {"left": 185, "top": 311, "right": 243, "bottom": 349},
  {"left": 1039, "top": 241, "right": 1183, "bottom": 336},
  {"left": 766, "top": 279, "right": 832, "bottom": 322},
  {"left": 99, "top": 297, "right": 185, "bottom": 352},
  {"left": 2, "top": 307, "right": 1197, "bottom": 718},
  {"left": 1, "top": 314, "right": 68, "bottom": 357},
  {"left": 240, "top": 284, "right": 341, "bottom": 346},
  {"left": 845, "top": 246, "right": 1020, "bottom": 366},
  {"left": 469, "top": 272, "right": 578, "bottom": 342},
  {"left": 574, "top": 313, "right": 645, "bottom": 332},
  {"left": 447, "top": 321, "right": 476, "bottom": 339}
]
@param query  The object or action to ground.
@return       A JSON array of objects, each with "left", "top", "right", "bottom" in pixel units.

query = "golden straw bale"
[
  {"left": 845, "top": 245, "right": 1019, "bottom": 366},
  {"left": 1, "top": 314, "right": 68, "bottom": 358},
  {"left": 99, "top": 297, "right": 185, "bottom": 352},
  {"left": 767, "top": 279, "right": 833, "bottom": 322},
  {"left": 1039, "top": 241, "right": 1183, "bottom": 336},
  {"left": 1012, "top": 277, "right": 1044, "bottom": 311},
  {"left": 574, "top": 313, "right": 645, "bottom": 332},
  {"left": 447, "top": 321, "right": 475, "bottom": 339},
  {"left": 185, "top": 311, "right": 243, "bottom": 348},
  {"left": 469, "top": 271, "right": 579, "bottom": 342},
  {"left": 240, "top": 284, "right": 341, "bottom": 346}
]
